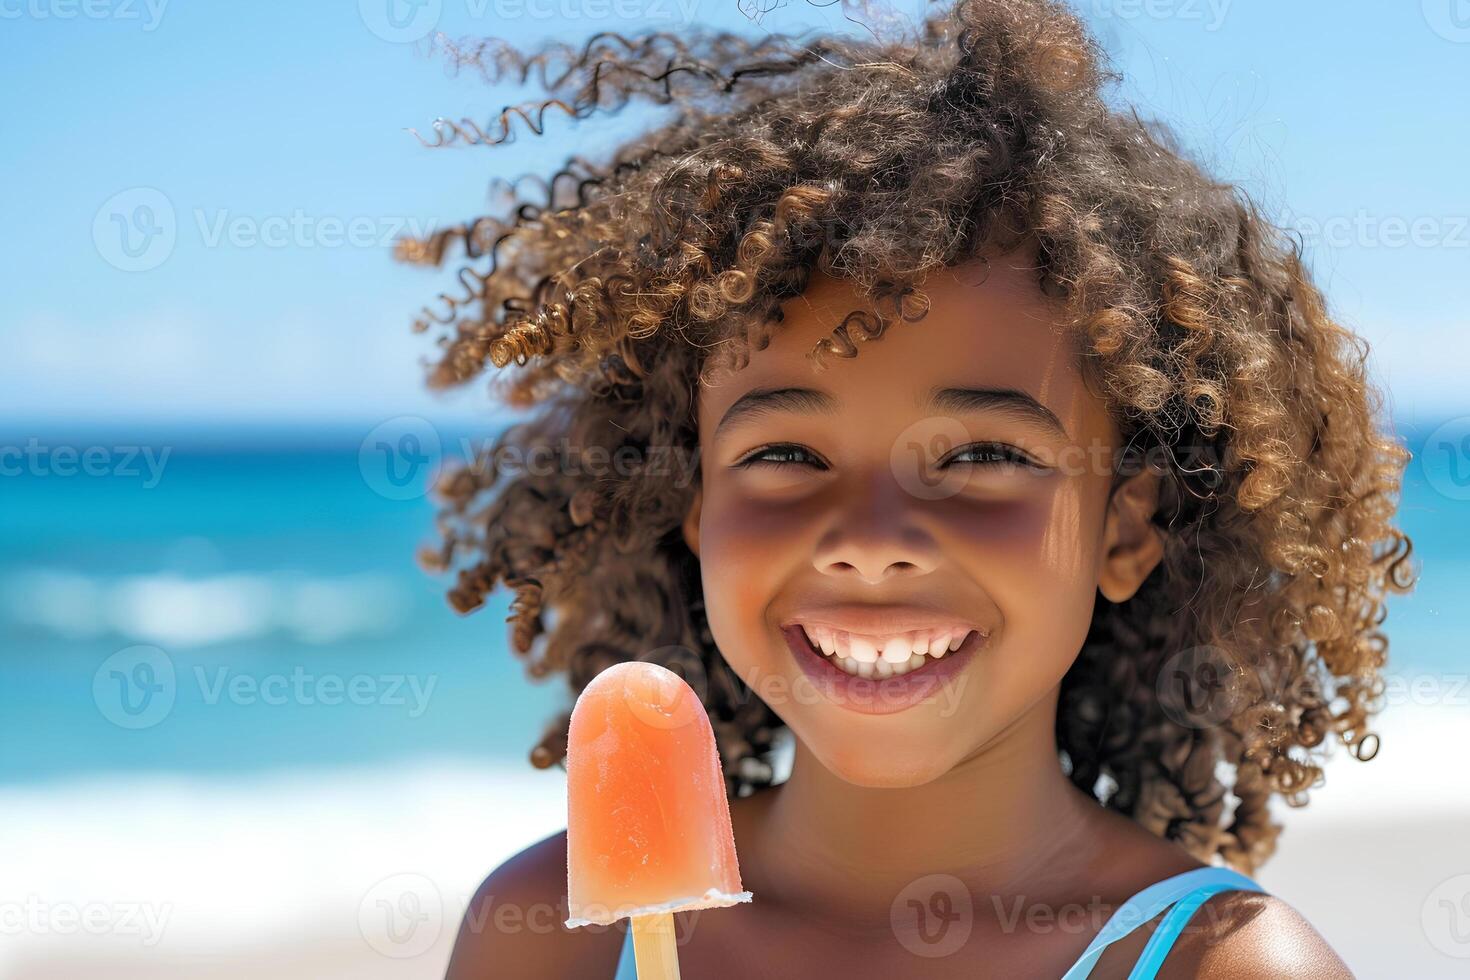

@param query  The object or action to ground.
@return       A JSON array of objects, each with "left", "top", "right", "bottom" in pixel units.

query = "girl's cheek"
[
  {"left": 702, "top": 496, "right": 794, "bottom": 569},
  {"left": 939, "top": 480, "right": 1096, "bottom": 573},
  {"left": 700, "top": 486, "right": 821, "bottom": 575},
  {"left": 696, "top": 495, "right": 804, "bottom": 664},
  {"left": 936, "top": 481, "right": 1103, "bottom": 644}
]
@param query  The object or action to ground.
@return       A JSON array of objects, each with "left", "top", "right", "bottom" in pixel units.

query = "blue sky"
[{"left": 4, "top": 0, "right": 1467, "bottom": 430}]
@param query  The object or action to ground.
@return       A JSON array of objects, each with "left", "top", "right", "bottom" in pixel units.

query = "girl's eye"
[
  {"left": 942, "top": 442, "right": 1042, "bottom": 469},
  {"left": 734, "top": 442, "right": 1040, "bottom": 470},
  {"left": 734, "top": 444, "right": 827, "bottom": 469}
]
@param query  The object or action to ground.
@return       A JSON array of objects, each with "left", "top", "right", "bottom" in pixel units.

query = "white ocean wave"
[
  {"left": 1, "top": 705, "right": 1468, "bottom": 975},
  {"left": 0, "top": 759, "right": 567, "bottom": 975},
  {"left": 2, "top": 568, "right": 408, "bottom": 647}
]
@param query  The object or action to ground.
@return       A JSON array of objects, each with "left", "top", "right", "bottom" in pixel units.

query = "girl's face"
[{"left": 684, "top": 250, "right": 1162, "bottom": 788}]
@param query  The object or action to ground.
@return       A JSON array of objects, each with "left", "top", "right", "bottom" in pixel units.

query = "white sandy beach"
[{"left": 5, "top": 701, "right": 1468, "bottom": 980}]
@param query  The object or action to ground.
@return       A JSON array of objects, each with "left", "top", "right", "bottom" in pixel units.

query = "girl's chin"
[{"left": 798, "top": 735, "right": 964, "bottom": 789}]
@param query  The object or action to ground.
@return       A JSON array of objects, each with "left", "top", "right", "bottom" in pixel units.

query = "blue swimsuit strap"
[
  {"left": 1060, "top": 866, "right": 1264, "bottom": 980},
  {"left": 612, "top": 866, "right": 1264, "bottom": 980},
  {"left": 1124, "top": 872, "right": 1263, "bottom": 980}
]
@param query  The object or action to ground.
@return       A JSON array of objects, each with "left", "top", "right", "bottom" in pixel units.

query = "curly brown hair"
[{"left": 398, "top": 0, "right": 1415, "bottom": 874}]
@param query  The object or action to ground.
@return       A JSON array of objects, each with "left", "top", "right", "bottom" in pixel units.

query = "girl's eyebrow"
[
  {"left": 715, "top": 384, "right": 1068, "bottom": 439},
  {"left": 928, "top": 386, "right": 1068, "bottom": 438},
  {"left": 715, "top": 386, "right": 839, "bottom": 439}
]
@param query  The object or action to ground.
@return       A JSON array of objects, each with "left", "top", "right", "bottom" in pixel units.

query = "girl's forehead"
[{"left": 697, "top": 257, "right": 1100, "bottom": 439}]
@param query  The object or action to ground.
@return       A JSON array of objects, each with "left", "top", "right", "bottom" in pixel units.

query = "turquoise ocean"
[{"left": 3, "top": 417, "right": 1466, "bottom": 788}]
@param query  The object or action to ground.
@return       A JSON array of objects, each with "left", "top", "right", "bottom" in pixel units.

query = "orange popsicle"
[{"left": 564, "top": 660, "right": 752, "bottom": 929}]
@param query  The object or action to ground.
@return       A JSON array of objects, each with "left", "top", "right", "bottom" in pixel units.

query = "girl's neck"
[{"left": 745, "top": 688, "right": 1100, "bottom": 918}]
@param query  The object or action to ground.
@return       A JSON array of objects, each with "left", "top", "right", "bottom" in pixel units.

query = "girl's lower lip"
[{"left": 780, "top": 625, "right": 984, "bottom": 715}]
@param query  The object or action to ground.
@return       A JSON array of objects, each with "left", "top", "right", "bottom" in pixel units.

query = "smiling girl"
[{"left": 402, "top": 1, "right": 1415, "bottom": 975}]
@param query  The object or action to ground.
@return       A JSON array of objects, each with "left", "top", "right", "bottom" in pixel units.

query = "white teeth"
[
  {"left": 881, "top": 637, "right": 912, "bottom": 664},
  {"left": 796, "top": 623, "right": 983, "bottom": 678},
  {"left": 896, "top": 657, "right": 921, "bottom": 676},
  {"left": 847, "top": 635, "right": 880, "bottom": 664}
]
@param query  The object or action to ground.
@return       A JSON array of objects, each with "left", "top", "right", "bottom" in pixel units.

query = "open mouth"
[
  {"left": 793, "top": 623, "right": 983, "bottom": 678},
  {"left": 778, "top": 622, "right": 989, "bottom": 714}
]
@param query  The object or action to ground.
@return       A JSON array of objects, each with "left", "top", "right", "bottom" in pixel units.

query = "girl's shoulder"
[
  {"left": 445, "top": 830, "right": 622, "bottom": 980},
  {"left": 1078, "top": 809, "right": 1352, "bottom": 979},
  {"left": 1150, "top": 889, "right": 1353, "bottom": 980}
]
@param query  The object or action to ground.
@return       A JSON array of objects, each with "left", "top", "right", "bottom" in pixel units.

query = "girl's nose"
[{"left": 811, "top": 472, "right": 942, "bottom": 584}]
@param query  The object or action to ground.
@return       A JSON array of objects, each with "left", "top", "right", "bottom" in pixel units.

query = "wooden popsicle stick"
[{"left": 630, "top": 912, "right": 681, "bottom": 980}]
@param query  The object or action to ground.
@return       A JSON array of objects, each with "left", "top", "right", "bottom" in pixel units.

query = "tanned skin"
[{"left": 445, "top": 251, "right": 1354, "bottom": 979}]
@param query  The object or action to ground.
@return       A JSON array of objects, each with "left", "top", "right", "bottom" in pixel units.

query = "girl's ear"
[
  {"left": 682, "top": 487, "right": 702, "bottom": 557},
  {"left": 1097, "top": 468, "right": 1164, "bottom": 603}
]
